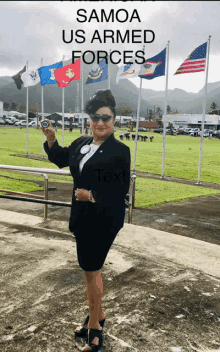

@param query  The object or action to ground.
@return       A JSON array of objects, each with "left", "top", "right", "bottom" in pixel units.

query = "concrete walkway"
[{"left": 1, "top": 209, "right": 219, "bottom": 279}]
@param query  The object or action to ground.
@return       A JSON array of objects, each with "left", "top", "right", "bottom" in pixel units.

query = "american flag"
[{"left": 174, "top": 42, "right": 207, "bottom": 75}]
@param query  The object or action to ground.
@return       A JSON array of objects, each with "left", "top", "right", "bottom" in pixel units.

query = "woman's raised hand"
[{"left": 40, "top": 119, "right": 56, "bottom": 142}]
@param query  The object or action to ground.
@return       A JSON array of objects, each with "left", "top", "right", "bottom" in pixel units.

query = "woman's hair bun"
[{"left": 85, "top": 89, "right": 116, "bottom": 116}]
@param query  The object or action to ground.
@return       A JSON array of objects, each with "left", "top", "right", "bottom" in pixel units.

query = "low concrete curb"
[{"left": 1, "top": 209, "right": 220, "bottom": 279}]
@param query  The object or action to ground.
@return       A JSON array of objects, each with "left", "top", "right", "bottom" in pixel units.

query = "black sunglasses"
[{"left": 90, "top": 114, "right": 112, "bottom": 122}]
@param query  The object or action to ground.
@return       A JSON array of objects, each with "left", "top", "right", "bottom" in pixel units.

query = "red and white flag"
[
  {"left": 174, "top": 42, "right": 207, "bottom": 75},
  {"left": 54, "top": 59, "right": 81, "bottom": 87}
]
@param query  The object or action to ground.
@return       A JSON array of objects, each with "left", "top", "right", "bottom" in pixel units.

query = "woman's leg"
[
  {"left": 82, "top": 270, "right": 106, "bottom": 351},
  {"left": 84, "top": 270, "right": 106, "bottom": 327},
  {"left": 85, "top": 291, "right": 106, "bottom": 323}
]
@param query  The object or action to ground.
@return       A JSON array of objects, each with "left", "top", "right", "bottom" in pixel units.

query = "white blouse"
[{"left": 79, "top": 144, "right": 100, "bottom": 174}]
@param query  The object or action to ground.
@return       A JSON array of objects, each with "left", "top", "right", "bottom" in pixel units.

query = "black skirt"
[{"left": 73, "top": 227, "right": 118, "bottom": 272}]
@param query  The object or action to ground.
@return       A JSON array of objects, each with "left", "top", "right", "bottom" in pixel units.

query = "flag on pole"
[
  {"left": 38, "top": 61, "right": 63, "bottom": 86},
  {"left": 174, "top": 42, "right": 207, "bottom": 75},
  {"left": 86, "top": 58, "right": 108, "bottom": 84},
  {"left": 12, "top": 65, "right": 41, "bottom": 89},
  {"left": 139, "top": 48, "right": 166, "bottom": 80},
  {"left": 116, "top": 58, "right": 142, "bottom": 84},
  {"left": 21, "top": 67, "right": 40, "bottom": 87},
  {"left": 12, "top": 66, "right": 26, "bottom": 89},
  {"left": 54, "top": 59, "right": 81, "bottom": 87}
]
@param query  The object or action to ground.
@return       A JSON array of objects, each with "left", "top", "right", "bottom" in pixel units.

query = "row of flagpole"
[
  {"left": 29, "top": 49, "right": 111, "bottom": 155},
  {"left": 15, "top": 37, "right": 211, "bottom": 187},
  {"left": 132, "top": 36, "right": 211, "bottom": 200}
]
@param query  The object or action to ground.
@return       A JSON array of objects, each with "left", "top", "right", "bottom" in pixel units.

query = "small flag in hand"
[
  {"left": 174, "top": 42, "right": 207, "bottom": 75},
  {"left": 54, "top": 59, "right": 81, "bottom": 87},
  {"left": 86, "top": 59, "right": 108, "bottom": 84},
  {"left": 139, "top": 48, "right": 166, "bottom": 80}
]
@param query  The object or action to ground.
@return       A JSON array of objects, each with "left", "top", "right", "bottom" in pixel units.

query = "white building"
[
  {"left": 1, "top": 110, "right": 26, "bottom": 119},
  {"left": 115, "top": 116, "right": 145, "bottom": 125},
  {"left": 162, "top": 114, "right": 220, "bottom": 130}
]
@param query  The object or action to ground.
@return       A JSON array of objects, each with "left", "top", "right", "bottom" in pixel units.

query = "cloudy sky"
[{"left": 0, "top": 1, "right": 219, "bottom": 93}]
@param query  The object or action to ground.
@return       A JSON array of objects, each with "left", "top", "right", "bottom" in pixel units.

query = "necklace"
[
  {"left": 92, "top": 139, "right": 104, "bottom": 145},
  {"left": 91, "top": 131, "right": 113, "bottom": 145},
  {"left": 92, "top": 141, "right": 103, "bottom": 145}
]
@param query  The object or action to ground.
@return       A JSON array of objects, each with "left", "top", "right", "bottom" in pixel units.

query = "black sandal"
[
  {"left": 83, "top": 328, "right": 103, "bottom": 352},
  {"left": 74, "top": 315, "right": 106, "bottom": 339}
]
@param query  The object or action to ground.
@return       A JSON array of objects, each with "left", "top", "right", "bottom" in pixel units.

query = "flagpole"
[
  {"left": 108, "top": 49, "right": 111, "bottom": 90},
  {"left": 81, "top": 53, "right": 84, "bottom": 135},
  {"left": 161, "top": 40, "right": 170, "bottom": 179},
  {"left": 132, "top": 45, "right": 145, "bottom": 207},
  {"left": 197, "top": 35, "right": 211, "bottom": 184},
  {"left": 133, "top": 77, "right": 142, "bottom": 172},
  {"left": 41, "top": 58, "right": 45, "bottom": 158},
  {"left": 26, "top": 60, "right": 29, "bottom": 155},
  {"left": 62, "top": 55, "right": 65, "bottom": 147}
]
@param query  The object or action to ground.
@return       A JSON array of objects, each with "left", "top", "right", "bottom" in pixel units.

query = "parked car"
[
  {"left": 20, "top": 120, "right": 29, "bottom": 127},
  {"left": 5, "top": 118, "right": 14, "bottom": 125},
  {"left": 9, "top": 116, "right": 19, "bottom": 122},
  {"left": 184, "top": 128, "right": 193, "bottom": 134},
  {"left": 190, "top": 131, "right": 199, "bottom": 137},
  {"left": 9, "top": 117, "right": 20, "bottom": 124},
  {"left": 28, "top": 121, "right": 38, "bottom": 127},
  {"left": 0, "top": 118, "right": 5, "bottom": 125},
  {"left": 192, "top": 128, "right": 200, "bottom": 133},
  {"left": 175, "top": 129, "right": 185, "bottom": 135},
  {"left": 153, "top": 128, "right": 163, "bottom": 133},
  {"left": 138, "top": 127, "right": 147, "bottom": 132},
  {"left": 57, "top": 121, "right": 72, "bottom": 127},
  {"left": 212, "top": 130, "right": 220, "bottom": 136},
  {"left": 15, "top": 120, "right": 28, "bottom": 127}
]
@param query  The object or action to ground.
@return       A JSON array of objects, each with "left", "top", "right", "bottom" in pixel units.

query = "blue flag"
[
  {"left": 86, "top": 59, "right": 108, "bottom": 84},
  {"left": 38, "top": 61, "right": 63, "bottom": 86},
  {"left": 139, "top": 48, "right": 166, "bottom": 80}
]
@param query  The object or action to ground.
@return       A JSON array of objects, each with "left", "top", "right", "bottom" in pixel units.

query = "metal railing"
[{"left": 0, "top": 165, "right": 134, "bottom": 223}]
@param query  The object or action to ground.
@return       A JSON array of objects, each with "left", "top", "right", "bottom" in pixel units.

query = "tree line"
[{"left": 3, "top": 102, "right": 41, "bottom": 114}]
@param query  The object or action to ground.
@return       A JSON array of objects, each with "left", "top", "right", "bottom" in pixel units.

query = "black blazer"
[{"left": 44, "top": 133, "right": 131, "bottom": 234}]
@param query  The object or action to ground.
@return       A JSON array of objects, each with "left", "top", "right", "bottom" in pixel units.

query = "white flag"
[
  {"left": 21, "top": 67, "right": 40, "bottom": 87},
  {"left": 116, "top": 59, "right": 142, "bottom": 84}
]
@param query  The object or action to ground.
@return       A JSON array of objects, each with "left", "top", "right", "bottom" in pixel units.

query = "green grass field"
[
  {"left": 121, "top": 131, "right": 220, "bottom": 184},
  {"left": 0, "top": 127, "right": 220, "bottom": 207}
]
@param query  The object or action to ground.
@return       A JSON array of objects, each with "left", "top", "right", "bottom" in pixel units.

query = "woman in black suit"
[{"left": 42, "top": 90, "right": 131, "bottom": 352}]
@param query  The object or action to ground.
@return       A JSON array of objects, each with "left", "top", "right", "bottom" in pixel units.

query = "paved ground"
[{"left": 0, "top": 178, "right": 220, "bottom": 351}]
